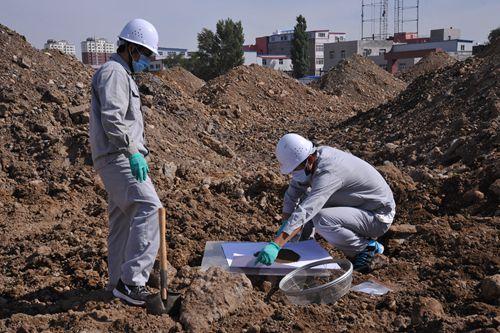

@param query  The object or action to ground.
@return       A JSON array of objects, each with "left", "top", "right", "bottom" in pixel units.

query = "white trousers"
[
  {"left": 312, "top": 207, "right": 392, "bottom": 257},
  {"left": 98, "top": 156, "right": 162, "bottom": 289}
]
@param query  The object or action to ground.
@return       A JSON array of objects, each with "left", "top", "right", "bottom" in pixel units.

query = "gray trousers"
[
  {"left": 312, "top": 207, "right": 391, "bottom": 257},
  {"left": 97, "top": 156, "right": 162, "bottom": 289}
]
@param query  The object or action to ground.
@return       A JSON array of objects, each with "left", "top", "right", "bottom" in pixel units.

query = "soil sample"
[{"left": 253, "top": 248, "right": 301, "bottom": 263}]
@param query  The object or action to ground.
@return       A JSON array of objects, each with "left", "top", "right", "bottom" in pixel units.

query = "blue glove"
[
  {"left": 255, "top": 242, "right": 281, "bottom": 266},
  {"left": 275, "top": 219, "right": 289, "bottom": 237},
  {"left": 129, "top": 153, "right": 149, "bottom": 183}
]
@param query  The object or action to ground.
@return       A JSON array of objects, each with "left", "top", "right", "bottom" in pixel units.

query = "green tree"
[
  {"left": 488, "top": 27, "right": 500, "bottom": 43},
  {"left": 291, "top": 15, "right": 309, "bottom": 78},
  {"left": 193, "top": 19, "right": 244, "bottom": 80}
]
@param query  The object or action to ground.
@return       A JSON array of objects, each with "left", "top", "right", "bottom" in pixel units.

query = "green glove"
[
  {"left": 129, "top": 153, "right": 149, "bottom": 183},
  {"left": 255, "top": 242, "right": 281, "bottom": 266}
]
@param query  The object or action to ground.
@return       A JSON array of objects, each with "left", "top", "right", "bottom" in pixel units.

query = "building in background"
[
  {"left": 323, "top": 39, "right": 394, "bottom": 71},
  {"left": 258, "top": 55, "right": 292, "bottom": 72},
  {"left": 81, "top": 37, "right": 115, "bottom": 68},
  {"left": 243, "top": 45, "right": 258, "bottom": 66},
  {"left": 385, "top": 27, "right": 473, "bottom": 73},
  {"left": 43, "top": 39, "right": 76, "bottom": 56},
  {"left": 245, "top": 29, "right": 347, "bottom": 76},
  {"left": 148, "top": 47, "right": 189, "bottom": 72}
]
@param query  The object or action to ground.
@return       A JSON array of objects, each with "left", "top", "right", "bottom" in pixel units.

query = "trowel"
[{"left": 146, "top": 208, "right": 181, "bottom": 315}]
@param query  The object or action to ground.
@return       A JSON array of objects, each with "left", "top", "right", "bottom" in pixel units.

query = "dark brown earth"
[{"left": 0, "top": 23, "right": 498, "bottom": 333}]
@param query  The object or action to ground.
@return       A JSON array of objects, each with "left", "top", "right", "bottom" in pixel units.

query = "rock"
[
  {"left": 0, "top": 103, "right": 8, "bottom": 117},
  {"left": 376, "top": 162, "right": 417, "bottom": 204},
  {"left": 68, "top": 104, "right": 90, "bottom": 124},
  {"left": 201, "top": 135, "right": 235, "bottom": 158},
  {"left": 19, "top": 56, "right": 31, "bottom": 69},
  {"left": 463, "top": 189, "right": 485, "bottom": 204},
  {"left": 388, "top": 224, "right": 417, "bottom": 238},
  {"left": 162, "top": 162, "right": 177, "bottom": 179},
  {"left": 385, "top": 142, "right": 399, "bottom": 150},
  {"left": 479, "top": 274, "right": 500, "bottom": 304},
  {"left": 180, "top": 267, "right": 253, "bottom": 332},
  {"left": 42, "top": 89, "right": 66, "bottom": 105},
  {"left": 442, "top": 137, "right": 465, "bottom": 162},
  {"left": 489, "top": 179, "right": 500, "bottom": 197},
  {"left": 247, "top": 324, "right": 261, "bottom": 333},
  {"left": 411, "top": 296, "right": 445, "bottom": 326},
  {"left": 35, "top": 246, "right": 52, "bottom": 256},
  {"left": 75, "top": 82, "right": 84, "bottom": 89}
]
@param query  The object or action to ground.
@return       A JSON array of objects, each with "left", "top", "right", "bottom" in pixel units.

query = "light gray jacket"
[
  {"left": 282, "top": 146, "right": 396, "bottom": 234},
  {"left": 89, "top": 53, "right": 148, "bottom": 170}
]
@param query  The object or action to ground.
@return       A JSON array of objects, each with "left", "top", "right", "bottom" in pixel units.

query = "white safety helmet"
[
  {"left": 276, "top": 133, "right": 315, "bottom": 175},
  {"left": 118, "top": 18, "right": 159, "bottom": 55}
]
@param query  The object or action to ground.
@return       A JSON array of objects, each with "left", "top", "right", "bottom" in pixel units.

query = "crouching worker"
[
  {"left": 89, "top": 18, "right": 162, "bottom": 305},
  {"left": 255, "top": 133, "right": 395, "bottom": 272}
]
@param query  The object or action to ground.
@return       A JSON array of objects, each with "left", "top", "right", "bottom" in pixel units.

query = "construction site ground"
[{"left": 0, "top": 23, "right": 498, "bottom": 332}]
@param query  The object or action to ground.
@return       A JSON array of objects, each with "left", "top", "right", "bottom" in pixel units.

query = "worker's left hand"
[{"left": 255, "top": 241, "right": 280, "bottom": 266}]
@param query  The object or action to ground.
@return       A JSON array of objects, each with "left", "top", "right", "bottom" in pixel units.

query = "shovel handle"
[{"left": 159, "top": 208, "right": 168, "bottom": 300}]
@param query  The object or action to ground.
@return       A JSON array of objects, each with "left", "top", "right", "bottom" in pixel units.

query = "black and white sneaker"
[{"left": 112, "top": 279, "right": 150, "bottom": 306}]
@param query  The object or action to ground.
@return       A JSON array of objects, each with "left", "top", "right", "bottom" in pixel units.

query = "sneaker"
[
  {"left": 353, "top": 240, "right": 384, "bottom": 273},
  {"left": 112, "top": 279, "right": 149, "bottom": 306}
]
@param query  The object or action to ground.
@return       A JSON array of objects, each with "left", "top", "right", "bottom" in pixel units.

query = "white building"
[
  {"left": 258, "top": 55, "right": 292, "bottom": 72},
  {"left": 43, "top": 39, "right": 76, "bottom": 56},
  {"left": 81, "top": 37, "right": 115, "bottom": 67},
  {"left": 81, "top": 37, "right": 115, "bottom": 54}
]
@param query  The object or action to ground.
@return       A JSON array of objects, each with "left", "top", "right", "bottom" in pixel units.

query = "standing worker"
[
  {"left": 89, "top": 18, "right": 162, "bottom": 306},
  {"left": 255, "top": 133, "right": 396, "bottom": 272}
]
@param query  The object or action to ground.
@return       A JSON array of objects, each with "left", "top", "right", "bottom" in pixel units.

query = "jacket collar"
[{"left": 110, "top": 53, "right": 132, "bottom": 74}]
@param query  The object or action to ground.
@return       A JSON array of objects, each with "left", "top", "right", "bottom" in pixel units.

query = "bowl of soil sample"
[{"left": 279, "top": 259, "right": 353, "bottom": 305}]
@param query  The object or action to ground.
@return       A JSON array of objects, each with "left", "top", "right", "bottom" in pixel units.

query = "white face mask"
[{"left": 291, "top": 169, "right": 311, "bottom": 183}]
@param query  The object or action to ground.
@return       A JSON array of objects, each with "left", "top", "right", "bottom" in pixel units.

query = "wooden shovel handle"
[{"left": 159, "top": 208, "right": 168, "bottom": 300}]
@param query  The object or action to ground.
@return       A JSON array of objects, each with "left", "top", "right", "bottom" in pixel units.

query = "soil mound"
[
  {"left": 325, "top": 37, "right": 499, "bottom": 217},
  {"left": 155, "top": 65, "right": 205, "bottom": 96},
  {"left": 311, "top": 54, "right": 407, "bottom": 112},
  {"left": 398, "top": 51, "right": 457, "bottom": 82}
]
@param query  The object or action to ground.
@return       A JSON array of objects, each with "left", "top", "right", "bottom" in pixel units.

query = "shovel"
[{"left": 146, "top": 208, "right": 181, "bottom": 315}]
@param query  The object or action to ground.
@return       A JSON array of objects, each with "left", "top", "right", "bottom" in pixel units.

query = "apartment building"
[{"left": 44, "top": 39, "right": 76, "bottom": 56}]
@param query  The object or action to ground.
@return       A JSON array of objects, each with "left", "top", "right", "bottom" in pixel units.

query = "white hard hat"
[
  {"left": 276, "top": 133, "right": 314, "bottom": 175},
  {"left": 118, "top": 18, "right": 159, "bottom": 55}
]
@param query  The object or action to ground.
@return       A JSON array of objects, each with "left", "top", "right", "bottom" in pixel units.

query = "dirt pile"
[
  {"left": 196, "top": 64, "right": 352, "bottom": 165},
  {"left": 325, "top": 38, "right": 499, "bottom": 217},
  {"left": 398, "top": 51, "right": 457, "bottom": 82},
  {"left": 311, "top": 54, "right": 407, "bottom": 112},
  {"left": 155, "top": 66, "right": 205, "bottom": 96}
]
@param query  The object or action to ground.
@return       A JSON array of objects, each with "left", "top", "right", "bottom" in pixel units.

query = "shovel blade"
[{"left": 146, "top": 293, "right": 166, "bottom": 315}]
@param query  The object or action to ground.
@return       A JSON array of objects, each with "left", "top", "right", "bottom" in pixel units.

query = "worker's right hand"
[
  {"left": 255, "top": 242, "right": 280, "bottom": 266},
  {"left": 129, "top": 153, "right": 149, "bottom": 183}
]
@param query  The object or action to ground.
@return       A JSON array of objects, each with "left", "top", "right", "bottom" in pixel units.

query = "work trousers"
[
  {"left": 312, "top": 207, "right": 392, "bottom": 257},
  {"left": 97, "top": 155, "right": 162, "bottom": 289}
]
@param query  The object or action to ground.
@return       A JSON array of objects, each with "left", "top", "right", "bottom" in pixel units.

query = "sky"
[{"left": 1, "top": 0, "right": 499, "bottom": 59}]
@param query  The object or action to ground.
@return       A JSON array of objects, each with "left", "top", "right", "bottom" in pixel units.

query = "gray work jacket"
[
  {"left": 282, "top": 146, "right": 396, "bottom": 234},
  {"left": 89, "top": 53, "right": 148, "bottom": 170}
]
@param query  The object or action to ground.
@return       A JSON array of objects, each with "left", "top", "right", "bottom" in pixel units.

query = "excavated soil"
[
  {"left": 398, "top": 51, "right": 458, "bottom": 83},
  {"left": 310, "top": 54, "right": 407, "bottom": 113},
  {"left": 0, "top": 23, "right": 499, "bottom": 333}
]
